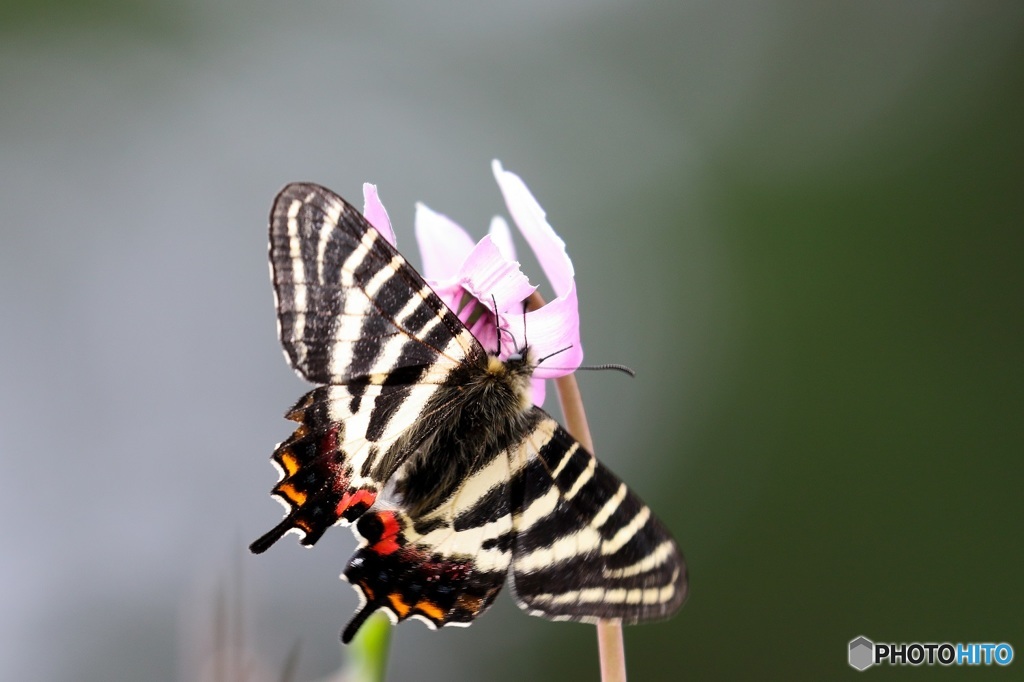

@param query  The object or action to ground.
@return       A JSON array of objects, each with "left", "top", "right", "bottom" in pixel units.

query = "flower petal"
[
  {"left": 458, "top": 235, "right": 536, "bottom": 312},
  {"left": 362, "top": 183, "right": 396, "bottom": 247},
  {"left": 468, "top": 312, "right": 500, "bottom": 356},
  {"left": 530, "top": 377, "right": 546, "bottom": 407},
  {"left": 488, "top": 216, "right": 516, "bottom": 261},
  {"left": 492, "top": 160, "right": 574, "bottom": 297},
  {"left": 414, "top": 202, "right": 477, "bottom": 282},
  {"left": 506, "top": 282, "right": 583, "bottom": 378},
  {"left": 430, "top": 281, "right": 468, "bottom": 319}
]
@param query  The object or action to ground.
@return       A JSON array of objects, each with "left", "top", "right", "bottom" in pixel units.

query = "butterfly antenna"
[
  {"left": 578, "top": 363, "right": 637, "bottom": 377},
  {"left": 491, "top": 295, "right": 502, "bottom": 356},
  {"left": 537, "top": 345, "right": 574, "bottom": 365},
  {"left": 522, "top": 299, "right": 529, "bottom": 351},
  {"left": 540, "top": 357, "right": 638, "bottom": 378},
  {"left": 491, "top": 295, "right": 524, "bottom": 355}
]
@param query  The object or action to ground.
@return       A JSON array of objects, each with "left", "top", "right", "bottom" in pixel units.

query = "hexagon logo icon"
[{"left": 849, "top": 636, "right": 874, "bottom": 671}]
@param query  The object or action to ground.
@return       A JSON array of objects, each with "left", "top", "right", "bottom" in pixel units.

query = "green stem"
[{"left": 347, "top": 612, "right": 392, "bottom": 682}]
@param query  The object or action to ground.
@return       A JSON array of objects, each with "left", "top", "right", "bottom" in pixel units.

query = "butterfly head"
[{"left": 485, "top": 346, "right": 536, "bottom": 412}]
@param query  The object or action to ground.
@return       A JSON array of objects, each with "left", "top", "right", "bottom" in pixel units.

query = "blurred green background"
[{"left": 1, "top": 2, "right": 1021, "bottom": 680}]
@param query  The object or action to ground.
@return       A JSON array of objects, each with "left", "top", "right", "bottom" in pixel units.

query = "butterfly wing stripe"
[
  {"left": 314, "top": 199, "right": 341, "bottom": 281},
  {"left": 511, "top": 427, "right": 619, "bottom": 554},
  {"left": 280, "top": 198, "right": 309, "bottom": 368},
  {"left": 589, "top": 482, "right": 628, "bottom": 529},
  {"left": 444, "top": 443, "right": 534, "bottom": 531},
  {"left": 509, "top": 409, "right": 688, "bottom": 624},
  {"left": 331, "top": 233, "right": 462, "bottom": 378},
  {"left": 396, "top": 286, "right": 441, "bottom": 333},
  {"left": 512, "top": 529, "right": 604, "bottom": 574},
  {"left": 602, "top": 539, "right": 678, "bottom": 579},
  {"left": 563, "top": 454, "right": 596, "bottom": 500},
  {"left": 512, "top": 541, "right": 683, "bottom": 622},
  {"left": 525, "top": 575, "right": 681, "bottom": 609},
  {"left": 548, "top": 441, "right": 580, "bottom": 479},
  {"left": 601, "top": 505, "right": 651, "bottom": 555},
  {"left": 451, "top": 481, "right": 509, "bottom": 532},
  {"left": 512, "top": 485, "right": 559, "bottom": 533}
]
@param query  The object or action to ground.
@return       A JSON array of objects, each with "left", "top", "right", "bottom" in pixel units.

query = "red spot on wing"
[
  {"left": 372, "top": 511, "right": 402, "bottom": 555},
  {"left": 336, "top": 488, "right": 377, "bottom": 521}
]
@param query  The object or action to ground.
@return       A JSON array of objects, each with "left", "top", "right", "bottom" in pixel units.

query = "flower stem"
[{"left": 527, "top": 292, "right": 628, "bottom": 682}]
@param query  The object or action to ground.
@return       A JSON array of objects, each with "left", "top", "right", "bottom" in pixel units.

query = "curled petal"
[
  {"left": 458, "top": 235, "right": 536, "bottom": 312},
  {"left": 492, "top": 160, "right": 574, "bottom": 297},
  {"left": 415, "top": 203, "right": 477, "bottom": 282},
  {"left": 488, "top": 216, "right": 516, "bottom": 261},
  {"left": 362, "top": 183, "right": 396, "bottom": 247},
  {"left": 506, "top": 283, "right": 582, "bottom": 379}
]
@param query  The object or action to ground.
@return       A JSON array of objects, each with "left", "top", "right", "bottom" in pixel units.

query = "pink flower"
[{"left": 361, "top": 160, "right": 582, "bottom": 406}]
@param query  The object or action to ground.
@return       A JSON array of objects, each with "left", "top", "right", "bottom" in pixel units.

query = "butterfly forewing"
[
  {"left": 269, "top": 183, "right": 479, "bottom": 385},
  {"left": 509, "top": 410, "right": 687, "bottom": 623}
]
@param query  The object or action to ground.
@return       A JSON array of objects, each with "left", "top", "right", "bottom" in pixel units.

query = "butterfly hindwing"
[
  {"left": 509, "top": 410, "right": 687, "bottom": 623},
  {"left": 342, "top": 439, "right": 521, "bottom": 642},
  {"left": 250, "top": 381, "right": 464, "bottom": 553}
]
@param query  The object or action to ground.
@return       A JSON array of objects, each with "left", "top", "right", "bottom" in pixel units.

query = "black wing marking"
[
  {"left": 509, "top": 409, "right": 687, "bottom": 623},
  {"left": 268, "top": 183, "right": 481, "bottom": 385},
  {"left": 341, "top": 444, "right": 520, "bottom": 642}
]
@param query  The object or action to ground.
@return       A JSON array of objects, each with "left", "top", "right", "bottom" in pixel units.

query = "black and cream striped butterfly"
[{"left": 251, "top": 183, "right": 687, "bottom": 642}]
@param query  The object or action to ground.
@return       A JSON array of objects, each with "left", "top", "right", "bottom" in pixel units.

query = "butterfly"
[{"left": 251, "top": 183, "right": 687, "bottom": 643}]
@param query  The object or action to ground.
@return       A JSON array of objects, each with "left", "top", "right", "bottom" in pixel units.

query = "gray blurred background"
[{"left": 1, "top": 1, "right": 1022, "bottom": 680}]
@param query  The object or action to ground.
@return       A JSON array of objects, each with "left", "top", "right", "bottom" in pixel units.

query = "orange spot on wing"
[
  {"left": 277, "top": 483, "right": 306, "bottom": 506},
  {"left": 279, "top": 452, "right": 300, "bottom": 477},
  {"left": 388, "top": 593, "right": 411, "bottom": 618},
  {"left": 415, "top": 600, "right": 445, "bottom": 621}
]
